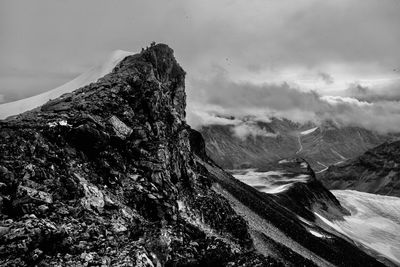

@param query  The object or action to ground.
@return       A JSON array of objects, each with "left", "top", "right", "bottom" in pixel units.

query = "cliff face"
[
  {"left": 0, "top": 44, "right": 386, "bottom": 266},
  {"left": 320, "top": 140, "right": 400, "bottom": 197}
]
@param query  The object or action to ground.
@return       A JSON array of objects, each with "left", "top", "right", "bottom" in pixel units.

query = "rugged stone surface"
[
  {"left": 0, "top": 44, "right": 387, "bottom": 266},
  {"left": 319, "top": 140, "right": 400, "bottom": 197},
  {"left": 0, "top": 44, "right": 271, "bottom": 266}
]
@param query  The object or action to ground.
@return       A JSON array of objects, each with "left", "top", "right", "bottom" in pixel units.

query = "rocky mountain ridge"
[
  {"left": 319, "top": 140, "right": 400, "bottom": 197},
  {"left": 0, "top": 44, "right": 387, "bottom": 266},
  {"left": 0, "top": 44, "right": 262, "bottom": 266}
]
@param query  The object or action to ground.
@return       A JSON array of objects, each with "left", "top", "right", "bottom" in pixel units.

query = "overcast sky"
[{"left": 1, "top": 0, "right": 400, "bottom": 132}]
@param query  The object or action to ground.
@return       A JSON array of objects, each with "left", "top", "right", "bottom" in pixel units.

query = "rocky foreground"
[{"left": 0, "top": 44, "right": 387, "bottom": 266}]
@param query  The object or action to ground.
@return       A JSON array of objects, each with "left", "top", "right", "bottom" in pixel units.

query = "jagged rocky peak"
[
  {"left": 114, "top": 43, "right": 187, "bottom": 120},
  {"left": 0, "top": 44, "right": 267, "bottom": 266},
  {"left": 4, "top": 43, "right": 191, "bottom": 220}
]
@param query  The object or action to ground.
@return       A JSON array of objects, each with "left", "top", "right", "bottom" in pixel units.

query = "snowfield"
[
  {"left": 317, "top": 190, "right": 400, "bottom": 265},
  {"left": 0, "top": 50, "right": 133, "bottom": 120}
]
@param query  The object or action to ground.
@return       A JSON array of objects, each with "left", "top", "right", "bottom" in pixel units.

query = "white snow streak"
[
  {"left": 308, "top": 229, "right": 331, "bottom": 239},
  {"left": 315, "top": 161, "right": 329, "bottom": 174},
  {"left": 330, "top": 148, "right": 346, "bottom": 160},
  {"left": 300, "top": 127, "right": 319, "bottom": 135},
  {"left": 295, "top": 135, "right": 303, "bottom": 154}
]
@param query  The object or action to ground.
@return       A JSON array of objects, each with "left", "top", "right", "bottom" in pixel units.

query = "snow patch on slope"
[
  {"left": 330, "top": 148, "right": 346, "bottom": 160},
  {"left": 295, "top": 135, "right": 303, "bottom": 154},
  {"left": 300, "top": 127, "right": 319, "bottom": 135},
  {"left": 278, "top": 159, "right": 291, "bottom": 164},
  {"left": 315, "top": 161, "right": 329, "bottom": 174},
  {"left": 0, "top": 50, "right": 133, "bottom": 120},
  {"left": 315, "top": 190, "right": 400, "bottom": 265},
  {"left": 308, "top": 229, "right": 332, "bottom": 239},
  {"left": 48, "top": 120, "right": 71, "bottom": 128}
]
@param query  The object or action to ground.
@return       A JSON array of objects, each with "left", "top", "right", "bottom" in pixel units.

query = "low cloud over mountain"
[
  {"left": 345, "top": 80, "right": 400, "bottom": 102},
  {"left": 187, "top": 72, "right": 400, "bottom": 134}
]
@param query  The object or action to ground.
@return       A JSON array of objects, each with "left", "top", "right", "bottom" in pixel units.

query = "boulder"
[
  {"left": 15, "top": 185, "right": 53, "bottom": 205},
  {"left": 107, "top": 115, "right": 133, "bottom": 140},
  {"left": 72, "top": 173, "right": 104, "bottom": 212}
]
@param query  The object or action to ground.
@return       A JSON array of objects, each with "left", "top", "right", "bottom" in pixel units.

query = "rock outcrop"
[
  {"left": 0, "top": 44, "right": 268, "bottom": 266},
  {"left": 0, "top": 44, "right": 386, "bottom": 266}
]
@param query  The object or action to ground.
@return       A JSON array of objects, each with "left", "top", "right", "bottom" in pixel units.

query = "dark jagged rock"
[
  {"left": 188, "top": 128, "right": 208, "bottom": 161},
  {"left": 0, "top": 44, "right": 276, "bottom": 266},
  {"left": 319, "top": 140, "right": 400, "bottom": 197},
  {"left": 0, "top": 44, "right": 386, "bottom": 266}
]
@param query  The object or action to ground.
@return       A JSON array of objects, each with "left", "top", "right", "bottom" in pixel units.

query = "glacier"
[{"left": 317, "top": 190, "right": 400, "bottom": 265}]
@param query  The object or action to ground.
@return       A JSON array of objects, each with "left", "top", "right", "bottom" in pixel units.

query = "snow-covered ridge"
[
  {"left": 0, "top": 50, "right": 134, "bottom": 120},
  {"left": 300, "top": 127, "right": 319, "bottom": 135}
]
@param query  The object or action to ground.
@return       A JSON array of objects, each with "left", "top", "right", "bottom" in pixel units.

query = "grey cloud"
[
  {"left": 345, "top": 80, "right": 400, "bottom": 102},
  {"left": 232, "top": 122, "right": 278, "bottom": 140},
  {"left": 187, "top": 74, "right": 400, "bottom": 133},
  {"left": 1, "top": 0, "right": 400, "bottom": 101},
  {"left": 347, "top": 83, "right": 369, "bottom": 96},
  {"left": 0, "top": 71, "right": 77, "bottom": 103},
  {"left": 246, "top": 64, "right": 263, "bottom": 73},
  {"left": 318, "top": 72, "right": 334, "bottom": 84},
  {"left": 188, "top": 70, "right": 323, "bottom": 117}
]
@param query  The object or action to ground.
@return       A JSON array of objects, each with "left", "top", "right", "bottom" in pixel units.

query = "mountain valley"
[{"left": 200, "top": 119, "right": 390, "bottom": 172}]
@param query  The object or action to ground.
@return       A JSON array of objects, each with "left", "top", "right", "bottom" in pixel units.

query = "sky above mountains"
[{"left": 1, "top": 0, "right": 400, "bottom": 132}]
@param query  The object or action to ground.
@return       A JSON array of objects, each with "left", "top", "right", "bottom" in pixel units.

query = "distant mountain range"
[{"left": 199, "top": 118, "right": 391, "bottom": 172}]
